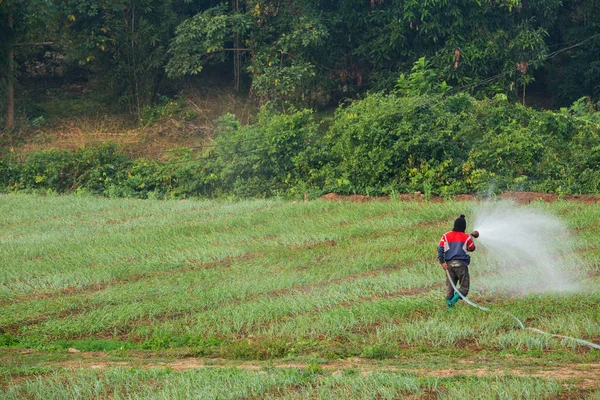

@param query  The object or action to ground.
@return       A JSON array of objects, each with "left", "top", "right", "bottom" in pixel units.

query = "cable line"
[{"left": 450, "top": 32, "right": 600, "bottom": 94}]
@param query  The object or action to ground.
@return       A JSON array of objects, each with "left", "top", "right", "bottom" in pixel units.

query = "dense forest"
[
  {"left": 1, "top": 0, "right": 600, "bottom": 197},
  {"left": 3, "top": 0, "right": 600, "bottom": 117}
]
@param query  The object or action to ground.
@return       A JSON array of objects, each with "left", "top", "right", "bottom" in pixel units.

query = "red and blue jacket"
[{"left": 437, "top": 231, "right": 476, "bottom": 265}]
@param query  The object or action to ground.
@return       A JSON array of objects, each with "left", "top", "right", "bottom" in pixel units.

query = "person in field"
[{"left": 437, "top": 215, "right": 477, "bottom": 308}]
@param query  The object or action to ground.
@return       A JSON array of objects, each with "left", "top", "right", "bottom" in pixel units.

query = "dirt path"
[
  {"left": 48, "top": 353, "right": 600, "bottom": 389},
  {"left": 321, "top": 191, "right": 600, "bottom": 204}
]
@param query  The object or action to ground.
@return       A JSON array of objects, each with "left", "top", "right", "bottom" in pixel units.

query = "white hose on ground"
[{"left": 445, "top": 269, "right": 600, "bottom": 350}]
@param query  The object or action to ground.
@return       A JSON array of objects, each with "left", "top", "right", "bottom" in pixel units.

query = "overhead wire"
[
  {"left": 547, "top": 33, "right": 600, "bottom": 49},
  {"left": 449, "top": 32, "right": 600, "bottom": 94}
]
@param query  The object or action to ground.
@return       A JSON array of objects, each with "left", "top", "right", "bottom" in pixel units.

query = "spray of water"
[
  {"left": 472, "top": 201, "right": 582, "bottom": 295},
  {"left": 448, "top": 201, "right": 599, "bottom": 350}
]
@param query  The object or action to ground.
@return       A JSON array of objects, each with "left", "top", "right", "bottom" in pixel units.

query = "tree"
[
  {"left": 1, "top": 0, "right": 61, "bottom": 130},
  {"left": 165, "top": 0, "right": 562, "bottom": 106},
  {"left": 61, "top": 0, "right": 187, "bottom": 115},
  {"left": 3, "top": 3, "right": 14, "bottom": 130},
  {"left": 166, "top": 2, "right": 329, "bottom": 106},
  {"left": 3, "top": 0, "right": 600, "bottom": 120},
  {"left": 545, "top": 0, "right": 600, "bottom": 105}
]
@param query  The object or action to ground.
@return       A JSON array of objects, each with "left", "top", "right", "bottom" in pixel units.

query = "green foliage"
[
  {"left": 461, "top": 95, "right": 600, "bottom": 194},
  {"left": 4, "top": 59, "right": 600, "bottom": 198},
  {"left": 6, "top": 143, "right": 129, "bottom": 194},
  {"left": 396, "top": 57, "right": 451, "bottom": 96},
  {"left": 248, "top": 15, "right": 327, "bottom": 104},
  {"left": 0, "top": 333, "right": 19, "bottom": 347},
  {"left": 60, "top": 0, "right": 183, "bottom": 114},
  {"left": 322, "top": 60, "right": 600, "bottom": 196},
  {"left": 326, "top": 89, "right": 472, "bottom": 194},
  {"left": 166, "top": 4, "right": 253, "bottom": 78},
  {"left": 0, "top": 106, "right": 320, "bottom": 198},
  {"left": 3, "top": 90, "right": 600, "bottom": 198},
  {"left": 435, "top": 20, "right": 549, "bottom": 98},
  {"left": 3, "top": 0, "right": 600, "bottom": 123},
  {"left": 250, "top": 59, "right": 317, "bottom": 104},
  {"left": 205, "top": 106, "right": 321, "bottom": 197},
  {"left": 139, "top": 95, "right": 195, "bottom": 127},
  {"left": 168, "top": 3, "right": 328, "bottom": 105}
]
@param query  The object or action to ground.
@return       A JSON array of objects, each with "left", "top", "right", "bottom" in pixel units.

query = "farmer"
[{"left": 437, "top": 215, "right": 477, "bottom": 308}]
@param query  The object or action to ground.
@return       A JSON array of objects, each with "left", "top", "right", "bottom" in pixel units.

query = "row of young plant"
[
  {"left": 2, "top": 195, "right": 598, "bottom": 357},
  {"left": 1, "top": 366, "right": 569, "bottom": 400},
  {"left": 2, "top": 82, "right": 600, "bottom": 199}
]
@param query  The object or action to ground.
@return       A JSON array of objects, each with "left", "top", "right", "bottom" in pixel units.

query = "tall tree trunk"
[
  {"left": 233, "top": 0, "right": 240, "bottom": 92},
  {"left": 5, "top": 5, "right": 14, "bottom": 130}
]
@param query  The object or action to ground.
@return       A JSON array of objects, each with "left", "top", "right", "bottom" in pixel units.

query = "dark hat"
[{"left": 453, "top": 214, "right": 466, "bottom": 232}]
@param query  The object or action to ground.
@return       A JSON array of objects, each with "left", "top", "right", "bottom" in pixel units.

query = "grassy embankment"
[
  {"left": 1, "top": 194, "right": 599, "bottom": 398},
  {"left": 3, "top": 82, "right": 257, "bottom": 158}
]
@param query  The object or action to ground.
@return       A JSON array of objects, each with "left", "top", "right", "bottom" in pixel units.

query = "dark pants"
[{"left": 445, "top": 260, "right": 470, "bottom": 300}]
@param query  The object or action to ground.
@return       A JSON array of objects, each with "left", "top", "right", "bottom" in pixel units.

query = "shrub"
[
  {"left": 326, "top": 92, "right": 473, "bottom": 195},
  {"left": 3, "top": 68, "right": 600, "bottom": 198},
  {"left": 206, "top": 107, "right": 321, "bottom": 197},
  {"left": 324, "top": 89, "right": 600, "bottom": 195}
]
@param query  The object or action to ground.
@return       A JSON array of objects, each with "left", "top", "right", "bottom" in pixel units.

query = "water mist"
[
  {"left": 452, "top": 201, "right": 600, "bottom": 350},
  {"left": 472, "top": 202, "right": 582, "bottom": 295}
]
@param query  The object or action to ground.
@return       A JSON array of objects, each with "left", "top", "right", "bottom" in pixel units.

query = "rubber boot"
[
  {"left": 446, "top": 299, "right": 453, "bottom": 309},
  {"left": 450, "top": 292, "right": 462, "bottom": 305}
]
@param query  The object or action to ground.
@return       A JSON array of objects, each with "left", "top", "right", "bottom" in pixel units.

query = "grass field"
[{"left": 1, "top": 193, "right": 599, "bottom": 399}]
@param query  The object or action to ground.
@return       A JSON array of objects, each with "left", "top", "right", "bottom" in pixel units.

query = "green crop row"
[
  {"left": 1, "top": 194, "right": 599, "bottom": 359},
  {"left": 2, "top": 365, "right": 578, "bottom": 400}
]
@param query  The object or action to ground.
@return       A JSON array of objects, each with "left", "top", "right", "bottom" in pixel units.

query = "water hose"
[{"left": 445, "top": 269, "right": 600, "bottom": 350}]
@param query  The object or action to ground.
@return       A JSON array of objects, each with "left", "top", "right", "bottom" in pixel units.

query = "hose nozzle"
[{"left": 470, "top": 230, "right": 479, "bottom": 238}]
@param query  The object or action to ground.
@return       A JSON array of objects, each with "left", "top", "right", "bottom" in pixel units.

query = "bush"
[
  {"left": 2, "top": 144, "right": 128, "bottom": 194},
  {"left": 325, "top": 86, "right": 600, "bottom": 195},
  {"left": 205, "top": 107, "right": 321, "bottom": 197},
  {"left": 2, "top": 68, "right": 600, "bottom": 198},
  {"left": 325, "top": 92, "right": 473, "bottom": 195}
]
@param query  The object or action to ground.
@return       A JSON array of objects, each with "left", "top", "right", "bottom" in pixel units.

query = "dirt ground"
[
  {"left": 44, "top": 353, "right": 600, "bottom": 389},
  {"left": 321, "top": 191, "right": 600, "bottom": 204}
]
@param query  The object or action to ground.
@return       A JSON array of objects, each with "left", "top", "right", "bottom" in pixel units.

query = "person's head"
[{"left": 452, "top": 214, "right": 466, "bottom": 232}]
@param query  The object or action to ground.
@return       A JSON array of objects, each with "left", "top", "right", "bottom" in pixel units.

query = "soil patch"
[
  {"left": 321, "top": 193, "right": 390, "bottom": 202},
  {"left": 321, "top": 191, "right": 600, "bottom": 204},
  {"left": 48, "top": 355, "right": 600, "bottom": 389},
  {"left": 499, "top": 191, "right": 560, "bottom": 204}
]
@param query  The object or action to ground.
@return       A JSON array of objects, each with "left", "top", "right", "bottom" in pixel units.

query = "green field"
[{"left": 1, "top": 194, "right": 599, "bottom": 399}]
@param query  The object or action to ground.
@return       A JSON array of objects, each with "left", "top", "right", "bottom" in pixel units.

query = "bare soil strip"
[
  {"left": 322, "top": 191, "right": 600, "bottom": 204},
  {"left": 40, "top": 354, "right": 600, "bottom": 389}
]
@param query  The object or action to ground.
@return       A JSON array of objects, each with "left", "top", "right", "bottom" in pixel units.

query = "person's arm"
[
  {"left": 466, "top": 235, "right": 476, "bottom": 252},
  {"left": 438, "top": 235, "right": 448, "bottom": 270}
]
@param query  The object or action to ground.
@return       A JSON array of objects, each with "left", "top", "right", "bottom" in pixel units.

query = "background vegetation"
[
  {"left": 2, "top": 1, "right": 600, "bottom": 198},
  {"left": 4, "top": 0, "right": 600, "bottom": 112},
  {"left": 2, "top": 63, "right": 600, "bottom": 198}
]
